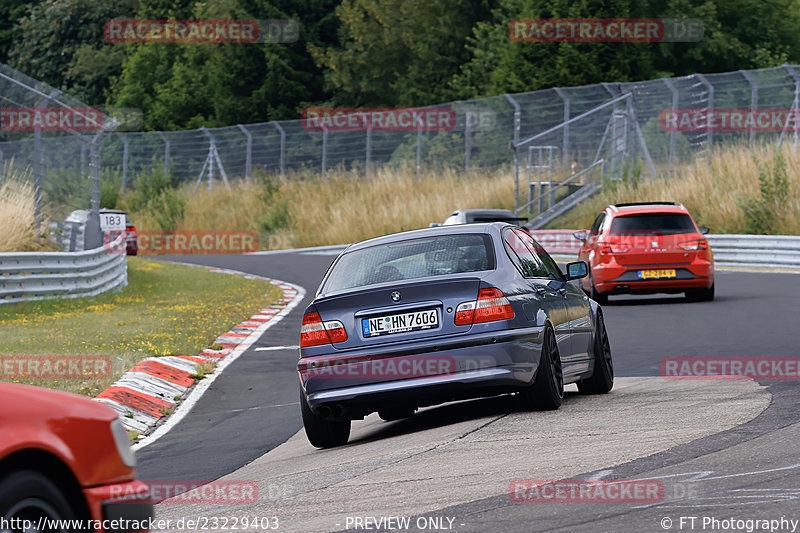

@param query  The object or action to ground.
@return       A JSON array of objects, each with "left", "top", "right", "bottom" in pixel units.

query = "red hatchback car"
[
  {"left": 574, "top": 202, "right": 714, "bottom": 303},
  {"left": 0, "top": 383, "right": 151, "bottom": 532}
]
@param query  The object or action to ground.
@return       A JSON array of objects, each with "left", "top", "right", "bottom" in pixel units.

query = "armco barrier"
[
  {"left": 0, "top": 234, "right": 127, "bottom": 304},
  {"left": 706, "top": 234, "right": 800, "bottom": 268},
  {"left": 529, "top": 230, "right": 800, "bottom": 269}
]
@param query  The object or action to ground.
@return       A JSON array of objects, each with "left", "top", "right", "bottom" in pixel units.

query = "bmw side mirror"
[
  {"left": 572, "top": 231, "right": 587, "bottom": 242},
  {"left": 565, "top": 261, "right": 588, "bottom": 280},
  {"left": 698, "top": 226, "right": 710, "bottom": 235}
]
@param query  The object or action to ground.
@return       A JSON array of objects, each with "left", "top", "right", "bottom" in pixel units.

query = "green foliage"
[
  {"left": 110, "top": 0, "right": 339, "bottom": 129},
  {"left": 312, "top": 0, "right": 492, "bottom": 106},
  {"left": 121, "top": 167, "right": 185, "bottom": 231},
  {"left": 258, "top": 200, "right": 290, "bottom": 232},
  {"left": 150, "top": 187, "right": 186, "bottom": 231},
  {"left": 254, "top": 173, "right": 290, "bottom": 232},
  {"left": 100, "top": 178, "right": 121, "bottom": 209},
  {"left": 0, "top": 0, "right": 27, "bottom": 63},
  {"left": 737, "top": 152, "right": 790, "bottom": 234},
  {"left": 6, "top": 0, "right": 800, "bottom": 130},
  {"left": 7, "top": 0, "right": 136, "bottom": 105}
]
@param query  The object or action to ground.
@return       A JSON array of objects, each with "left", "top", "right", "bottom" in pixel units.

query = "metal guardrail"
[
  {"left": 529, "top": 231, "right": 800, "bottom": 269},
  {"left": 706, "top": 234, "right": 800, "bottom": 268},
  {"left": 0, "top": 234, "right": 127, "bottom": 304}
]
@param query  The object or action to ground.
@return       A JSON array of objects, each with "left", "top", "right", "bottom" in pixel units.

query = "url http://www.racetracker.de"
[{"left": 0, "top": 516, "right": 282, "bottom": 531}]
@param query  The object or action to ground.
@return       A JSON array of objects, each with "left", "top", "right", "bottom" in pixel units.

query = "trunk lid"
[{"left": 314, "top": 277, "right": 482, "bottom": 350}]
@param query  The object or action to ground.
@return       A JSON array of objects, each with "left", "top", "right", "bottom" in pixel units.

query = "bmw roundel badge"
[{"left": 391, "top": 291, "right": 401, "bottom": 302}]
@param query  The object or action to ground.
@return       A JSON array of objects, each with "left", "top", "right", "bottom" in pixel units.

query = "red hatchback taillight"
[
  {"left": 678, "top": 239, "right": 708, "bottom": 251},
  {"left": 300, "top": 312, "right": 348, "bottom": 347},
  {"left": 598, "top": 242, "right": 629, "bottom": 253},
  {"left": 455, "top": 288, "right": 515, "bottom": 326}
]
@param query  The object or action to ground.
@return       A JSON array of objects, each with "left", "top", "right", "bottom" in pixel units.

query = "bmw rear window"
[
  {"left": 609, "top": 213, "right": 697, "bottom": 235},
  {"left": 322, "top": 234, "right": 494, "bottom": 293}
]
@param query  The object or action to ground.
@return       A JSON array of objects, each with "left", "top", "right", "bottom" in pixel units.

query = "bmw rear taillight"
[
  {"left": 324, "top": 321, "right": 348, "bottom": 343},
  {"left": 679, "top": 239, "right": 708, "bottom": 251},
  {"left": 599, "top": 243, "right": 629, "bottom": 253},
  {"left": 455, "top": 288, "right": 514, "bottom": 326},
  {"left": 300, "top": 312, "right": 347, "bottom": 347}
]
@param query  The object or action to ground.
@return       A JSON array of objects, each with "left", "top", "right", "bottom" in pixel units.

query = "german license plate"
[
  {"left": 361, "top": 309, "right": 438, "bottom": 337},
  {"left": 638, "top": 269, "right": 676, "bottom": 279}
]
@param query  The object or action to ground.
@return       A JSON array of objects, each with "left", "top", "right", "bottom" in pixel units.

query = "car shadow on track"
[{"left": 347, "top": 391, "right": 584, "bottom": 446}]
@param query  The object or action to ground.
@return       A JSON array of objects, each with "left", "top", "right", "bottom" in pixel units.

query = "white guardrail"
[
  {"left": 530, "top": 231, "right": 800, "bottom": 269},
  {"left": 0, "top": 234, "right": 127, "bottom": 304},
  {"left": 706, "top": 234, "right": 800, "bottom": 268}
]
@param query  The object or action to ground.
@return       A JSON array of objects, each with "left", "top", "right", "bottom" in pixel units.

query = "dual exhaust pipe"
[{"left": 317, "top": 403, "right": 344, "bottom": 418}]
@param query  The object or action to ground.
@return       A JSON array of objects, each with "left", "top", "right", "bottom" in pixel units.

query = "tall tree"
[
  {"left": 312, "top": 0, "right": 493, "bottom": 107},
  {"left": 110, "top": 0, "right": 339, "bottom": 129},
  {"left": 7, "top": 0, "right": 137, "bottom": 105}
]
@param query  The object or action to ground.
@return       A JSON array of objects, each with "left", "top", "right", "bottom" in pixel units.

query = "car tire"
[
  {"left": 378, "top": 407, "right": 416, "bottom": 421},
  {"left": 300, "top": 392, "right": 351, "bottom": 449},
  {"left": 519, "top": 327, "right": 563, "bottom": 411},
  {"left": 0, "top": 470, "right": 76, "bottom": 532},
  {"left": 686, "top": 283, "right": 714, "bottom": 302},
  {"left": 577, "top": 310, "right": 614, "bottom": 394},
  {"left": 588, "top": 273, "right": 608, "bottom": 305}
]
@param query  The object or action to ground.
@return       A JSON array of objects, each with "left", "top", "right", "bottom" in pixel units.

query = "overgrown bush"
[{"left": 737, "top": 152, "right": 789, "bottom": 234}]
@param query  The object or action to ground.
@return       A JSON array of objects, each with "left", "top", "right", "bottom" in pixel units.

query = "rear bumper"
[
  {"left": 84, "top": 480, "right": 152, "bottom": 532},
  {"left": 592, "top": 257, "right": 714, "bottom": 294},
  {"left": 299, "top": 328, "right": 543, "bottom": 416}
]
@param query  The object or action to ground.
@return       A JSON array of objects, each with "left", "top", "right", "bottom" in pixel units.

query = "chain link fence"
[{"left": 3, "top": 62, "right": 800, "bottom": 225}]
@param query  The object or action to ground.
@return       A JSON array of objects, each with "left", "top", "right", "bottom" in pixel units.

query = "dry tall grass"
[
  {"left": 0, "top": 164, "right": 42, "bottom": 252},
  {"left": 122, "top": 141, "right": 800, "bottom": 249},
  {"left": 557, "top": 142, "right": 800, "bottom": 233},
  {"left": 125, "top": 166, "right": 516, "bottom": 248}
]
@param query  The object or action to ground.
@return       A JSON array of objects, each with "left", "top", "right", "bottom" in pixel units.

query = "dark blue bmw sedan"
[{"left": 298, "top": 223, "right": 613, "bottom": 448}]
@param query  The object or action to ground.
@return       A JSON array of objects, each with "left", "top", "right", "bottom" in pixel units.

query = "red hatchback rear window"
[{"left": 609, "top": 213, "right": 696, "bottom": 236}]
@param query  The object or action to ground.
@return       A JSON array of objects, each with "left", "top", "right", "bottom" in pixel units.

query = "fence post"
[
  {"left": 416, "top": 115, "right": 423, "bottom": 178},
  {"left": 119, "top": 133, "right": 129, "bottom": 191},
  {"left": 505, "top": 94, "right": 521, "bottom": 213},
  {"left": 662, "top": 79, "right": 679, "bottom": 172},
  {"left": 626, "top": 95, "right": 657, "bottom": 179},
  {"left": 33, "top": 89, "right": 62, "bottom": 234},
  {"left": 365, "top": 115, "right": 372, "bottom": 178},
  {"left": 695, "top": 73, "right": 714, "bottom": 154},
  {"left": 157, "top": 132, "right": 170, "bottom": 178},
  {"left": 554, "top": 88, "right": 570, "bottom": 170},
  {"left": 237, "top": 124, "right": 252, "bottom": 182},
  {"left": 739, "top": 70, "right": 757, "bottom": 149},
  {"left": 321, "top": 127, "right": 328, "bottom": 178},
  {"left": 781, "top": 64, "right": 800, "bottom": 152},
  {"left": 273, "top": 122, "right": 286, "bottom": 178},
  {"left": 454, "top": 102, "right": 471, "bottom": 170}
]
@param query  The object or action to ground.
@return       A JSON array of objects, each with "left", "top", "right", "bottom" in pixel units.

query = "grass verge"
[{"left": 0, "top": 257, "right": 282, "bottom": 396}]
